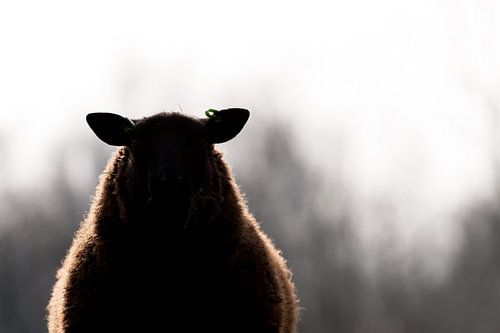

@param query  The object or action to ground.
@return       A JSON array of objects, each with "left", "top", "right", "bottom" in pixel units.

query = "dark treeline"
[{"left": 1, "top": 122, "right": 500, "bottom": 332}]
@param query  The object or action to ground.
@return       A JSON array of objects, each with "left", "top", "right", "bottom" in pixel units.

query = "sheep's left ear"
[
  {"left": 204, "top": 108, "right": 250, "bottom": 144},
  {"left": 86, "top": 112, "right": 135, "bottom": 146}
]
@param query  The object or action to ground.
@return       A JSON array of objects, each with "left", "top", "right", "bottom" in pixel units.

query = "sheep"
[{"left": 47, "top": 108, "right": 299, "bottom": 333}]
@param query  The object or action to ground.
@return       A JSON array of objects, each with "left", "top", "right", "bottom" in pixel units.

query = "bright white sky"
[{"left": 1, "top": 0, "right": 500, "bottom": 277}]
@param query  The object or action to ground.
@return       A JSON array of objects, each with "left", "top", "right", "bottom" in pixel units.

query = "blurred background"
[{"left": 2, "top": 0, "right": 500, "bottom": 332}]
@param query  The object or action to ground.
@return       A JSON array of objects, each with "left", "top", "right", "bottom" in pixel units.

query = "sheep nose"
[{"left": 150, "top": 166, "right": 188, "bottom": 197}]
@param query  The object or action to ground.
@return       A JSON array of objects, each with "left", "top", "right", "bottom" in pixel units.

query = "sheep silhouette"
[{"left": 47, "top": 109, "right": 298, "bottom": 333}]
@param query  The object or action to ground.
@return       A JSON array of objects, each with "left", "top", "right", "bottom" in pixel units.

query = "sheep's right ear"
[
  {"left": 86, "top": 113, "right": 135, "bottom": 146},
  {"left": 204, "top": 108, "right": 250, "bottom": 144}
]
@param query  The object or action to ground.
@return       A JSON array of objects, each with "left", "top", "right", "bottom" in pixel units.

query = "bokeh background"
[{"left": 2, "top": 1, "right": 500, "bottom": 332}]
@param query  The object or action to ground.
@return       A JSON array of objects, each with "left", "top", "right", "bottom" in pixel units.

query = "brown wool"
[{"left": 48, "top": 112, "right": 298, "bottom": 333}]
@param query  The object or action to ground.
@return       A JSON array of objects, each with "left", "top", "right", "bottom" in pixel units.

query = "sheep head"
[{"left": 86, "top": 108, "right": 249, "bottom": 226}]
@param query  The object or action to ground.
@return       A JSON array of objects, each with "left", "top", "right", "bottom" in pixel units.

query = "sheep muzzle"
[{"left": 146, "top": 165, "right": 193, "bottom": 223}]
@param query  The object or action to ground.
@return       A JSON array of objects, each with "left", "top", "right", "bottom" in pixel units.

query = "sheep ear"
[
  {"left": 204, "top": 108, "right": 250, "bottom": 144},
  {"left": 86, "top": 113, "right": 135, "bottom": 146}
]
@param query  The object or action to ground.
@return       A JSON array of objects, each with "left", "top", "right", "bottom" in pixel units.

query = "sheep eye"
[{"left": 130, "top": 139, "right": 144, "bottom": 151}]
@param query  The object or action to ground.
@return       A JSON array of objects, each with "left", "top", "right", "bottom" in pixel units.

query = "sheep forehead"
[{"left": 133, "top": 112, "right": 205, "bottom": 141}]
